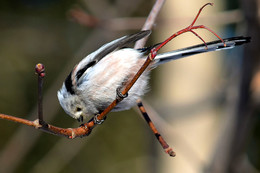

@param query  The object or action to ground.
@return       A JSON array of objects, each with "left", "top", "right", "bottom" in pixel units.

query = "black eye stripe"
[{"left": 76, "top": 61, "right": 96, "bottom": 80}]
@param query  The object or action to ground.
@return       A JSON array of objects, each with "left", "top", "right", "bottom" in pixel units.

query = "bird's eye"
[{"left": 76, "top": 107, "right": 82, "bottom": 112}]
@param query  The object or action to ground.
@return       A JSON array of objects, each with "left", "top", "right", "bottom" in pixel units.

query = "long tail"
[{"left": 154, "top": 36, "right": 250, "bottom": 66}]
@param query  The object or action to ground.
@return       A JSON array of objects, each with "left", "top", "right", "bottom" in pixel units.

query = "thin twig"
[
  {"left": 35, "top": 63, "right": 45, "bottom": 125},
  {"left": 134, "top": 0, "right": 166, "bottom": 49},
  {"left": 137, "top": 99, "right": 175, "bottom": 157},
  {"left": 0, "top": 113, "right": 35, "bottom": 127}
]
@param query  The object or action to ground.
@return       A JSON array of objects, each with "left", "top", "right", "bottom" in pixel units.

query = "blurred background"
[{"left": 0, "top": 0, "right": 259, "bottom": 172}]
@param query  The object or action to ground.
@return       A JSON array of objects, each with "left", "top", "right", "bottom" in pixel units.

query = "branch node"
[
  {"left": 33, "top": 119, "right": 43, "bottom": 129},
  {"left": 68, "top": 128, "right": 76, "bottom": 139},
  {"left": 165, "top": 148, "right": 176, "bottom": 157},
  {"left": 149, "top": 48, "right": 157, "bottom": 60}
]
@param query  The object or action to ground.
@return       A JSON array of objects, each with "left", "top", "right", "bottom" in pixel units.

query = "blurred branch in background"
[{"left": 69, "top": 7, "right": 243, "bottom": 31}]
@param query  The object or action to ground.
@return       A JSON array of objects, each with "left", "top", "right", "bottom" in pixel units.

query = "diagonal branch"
[
  {"left": 0, "top": 0, "right": 167, "bottom": 139},
  {"left": 86, "top": 2, "right": 225, "bottom": 135},
  {"left": 0, "top": 3, "right": 225, "bottom": 141},
  {"left": 134, "top": 0, "right": 166, "bottom": 49},
  {"left": 137, "top": 99, "right": 175, "bottom": 157}
]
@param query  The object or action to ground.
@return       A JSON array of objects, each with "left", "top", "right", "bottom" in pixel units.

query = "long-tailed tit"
[{"left": 57, "top": 30, "right": 250, "bottom": 122}]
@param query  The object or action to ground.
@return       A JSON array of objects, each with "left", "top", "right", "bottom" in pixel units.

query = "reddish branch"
[
  {"left": 0, "top": 3, "right": 225, "bottom": 152},
  {"left": 94, "top": 3, "right": 224, "bottom": 123},
  {"left": 137, "top": 99, "right": 176, "bottom": 156}
]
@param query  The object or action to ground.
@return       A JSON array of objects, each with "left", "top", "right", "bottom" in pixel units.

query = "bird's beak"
[{"left": 77, "top": 115, "right": 84, "bottom": 122}]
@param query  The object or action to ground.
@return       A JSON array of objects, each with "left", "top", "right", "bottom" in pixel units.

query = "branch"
[
  {"left": 0, "top": 113, "right": 93, "bottom": 138},
  {"left": 134, "top": 0, "right": 166, "bottom": 49},
  {"left": 0, "top": 3, "right": 224, "bottom": 141},
  {"left": 0, "top": 0, "right": 167, "bottom": 139},
  {"left": 86, "top": 2, "right": 225, "bottom": 135},
  {"left": 69, "top": 6, "right": 243, "bottom": 31},
  {"left": 35, "top": 63, "right": 45, "bottom": 125}
]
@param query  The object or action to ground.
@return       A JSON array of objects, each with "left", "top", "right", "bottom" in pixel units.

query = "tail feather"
[{"left": 154, "top": 36, "right": 251, "bottom": 65}]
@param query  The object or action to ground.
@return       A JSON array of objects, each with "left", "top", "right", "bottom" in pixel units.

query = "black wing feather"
[{"left": 94, "top": 30, "right": 151, "bottom": 62}]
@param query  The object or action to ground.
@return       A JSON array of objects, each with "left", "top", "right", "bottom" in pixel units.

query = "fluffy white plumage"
[{"left": 57, "top": 30, "right": 250, "bottom": 122}]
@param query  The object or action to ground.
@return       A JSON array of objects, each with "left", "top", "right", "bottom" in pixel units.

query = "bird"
[{"left": 57, "top": 30, "right": 250, "bottom": 122}]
